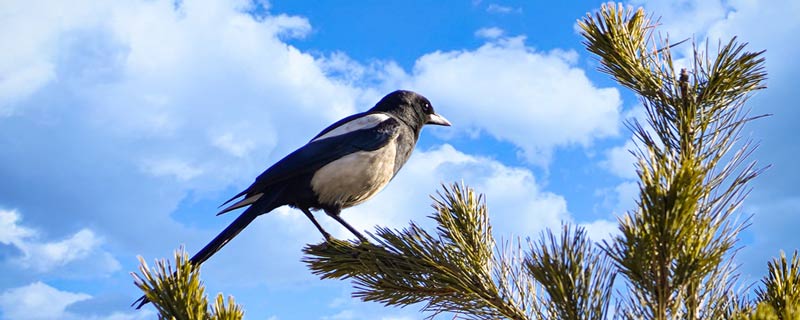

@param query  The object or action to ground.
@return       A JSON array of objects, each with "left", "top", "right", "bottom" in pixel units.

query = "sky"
[{"left": 0, "top": 0, "right": 798, "bottom": 319}]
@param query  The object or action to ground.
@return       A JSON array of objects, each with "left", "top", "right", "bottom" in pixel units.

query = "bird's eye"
[{"left": 424, "top": 103, "right": 432, "bottom": 113}]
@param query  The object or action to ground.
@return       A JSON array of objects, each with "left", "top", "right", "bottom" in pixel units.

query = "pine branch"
[
  {"left": 579, "top": 3, "right": 766, "bottom": 320},
  {"left": 755, "top": 250, "right": 800, "bottom": 319},
  {"left": 303, "top": 183, "right": 541, "bottom": 320},
  {"left": 131, "top": 249, "right": 244, "bottom": 320},
  {"left": 732, "top": 302, "right": 800, "bottom": 320},
  {"left": 212, "top": 294, "right": 245, "bottom": 320},
  {"left": 525, "top": 224, "right": 616, "bottom": 320}
]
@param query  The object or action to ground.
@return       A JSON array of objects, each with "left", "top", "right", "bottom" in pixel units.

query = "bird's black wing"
[{"left": 218, "top": 116, "right": 401, "bottom": 212}]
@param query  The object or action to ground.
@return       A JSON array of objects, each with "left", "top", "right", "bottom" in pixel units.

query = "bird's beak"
[{"left": 426, "top": 113, "right": 451, "bottom": 126}]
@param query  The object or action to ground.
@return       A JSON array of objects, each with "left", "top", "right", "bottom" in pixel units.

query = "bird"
[{"left": 133, "top": 90, "right": 450, "bottom": 309}]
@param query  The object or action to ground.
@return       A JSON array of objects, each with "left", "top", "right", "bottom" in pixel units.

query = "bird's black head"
[{"left": 370, "top": 90, "right": 451, "bottom": 132}]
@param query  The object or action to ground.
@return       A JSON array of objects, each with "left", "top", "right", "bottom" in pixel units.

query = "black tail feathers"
[{"left": 133, "top": 187, "right": 284, "bottom": 309}]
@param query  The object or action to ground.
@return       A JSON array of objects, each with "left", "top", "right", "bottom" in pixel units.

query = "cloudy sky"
[{"left": 1, "top": 0, "right": 797, "bottom": 319}]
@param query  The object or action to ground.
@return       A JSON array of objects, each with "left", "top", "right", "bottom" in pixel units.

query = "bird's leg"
[
  {"left": 325, "top": 209, "right": 368, "bottom": 242},
  {"left": 300, "top": 207, "right": 332, "bottom": 241}
]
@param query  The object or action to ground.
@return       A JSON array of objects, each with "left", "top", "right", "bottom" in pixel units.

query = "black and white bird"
[{"left": 134, "top": 90, "right": 449, "bottom": 308}]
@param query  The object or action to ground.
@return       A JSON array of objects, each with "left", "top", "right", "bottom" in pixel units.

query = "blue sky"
[{"left": 0, "top": 0, "right": 798, "bottom": 319}]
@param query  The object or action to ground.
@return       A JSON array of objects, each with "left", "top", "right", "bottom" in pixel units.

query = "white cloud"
[
  {"left": 0, "top": 0, "right": 111, "bottom": 115},
  {"left": 0, "top": 63, "right": 53, "bottom": 116},
  {"left": 0, "top": 209, "right": 35, "bottom": 246},
  {"left": 0, "top": 209, "right": 120, "bottom": 275},
  {"left": 600, "top": 104, "right": 648, "bottom": 179},
  {"left": 0, "top": 282, "right": 152, "bottom": 320},
  {"left": 265, "top": 13, "right": 313, "bottom": 39},
  {"left": 0, "top": 0, "right": 359, "bottom": 161},
  {"left": 602, "top": 140, "right": 637, "bottom": 180},
  {"left": 0, "top": 282, "right": 90, "bottom": 320},
  {"left": 581, "top": 219, "right": 620, "bottom": 244},
  {"left": 322, "top": 309, "right": 356, "bottom": 320},
  {"left": 210, "top": 132, "right": 257, "bottom": 158},
  {"left": 486, "top": 4, "right": 520, "bottom": 14},
  {"left": 401, "top": 37, "right": 621, "bottom": 165},
  {"left": 318, "top": 52, "right": 369, "bottom": 85},
  {"left": 20, "top": 229, "right": 100, "bottom": 272},
  {"left": 612, "top": 181, "right": 639, "bottom": 213},
  {"left": 585, "top": 167, "right": 634, "bottom": 243},
  {"left": 628, "top": 0, "right": 728, "bottom": 41},
  {"left": 140, "top": 158, "right": 204, "bottom": 181},
  {"left": 475, "top": 27, "right": 505, "bottom": 39}
]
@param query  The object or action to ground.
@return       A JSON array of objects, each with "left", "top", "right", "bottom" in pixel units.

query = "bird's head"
[{"left": 370, "top": 90, "right": 451, "bottom": 132}]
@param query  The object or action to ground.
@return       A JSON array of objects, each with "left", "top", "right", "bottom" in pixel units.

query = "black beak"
[{"left": 426, "top": 113, "right": 451, "bottom": 126}]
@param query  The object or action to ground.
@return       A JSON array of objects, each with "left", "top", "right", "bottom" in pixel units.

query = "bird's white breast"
[{"left": 310, "top": 139, "right": 397, "bottom": 208}]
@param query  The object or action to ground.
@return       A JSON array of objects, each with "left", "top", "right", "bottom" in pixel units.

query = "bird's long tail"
[
  {"left": 189, "top": 205, "right": 261, "bottom": 265},
  {"left": 133, "top": 187, "right": 284, "bottom": 309}
]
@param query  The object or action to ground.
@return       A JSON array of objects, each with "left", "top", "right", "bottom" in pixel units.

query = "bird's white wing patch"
[{"left": 311, "top": 113, "right": 391, "bottom": 142}]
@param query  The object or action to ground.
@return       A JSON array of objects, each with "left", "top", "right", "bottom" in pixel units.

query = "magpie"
[{"left": 134, "top": 90, "right": 449, "bottom": 308}]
